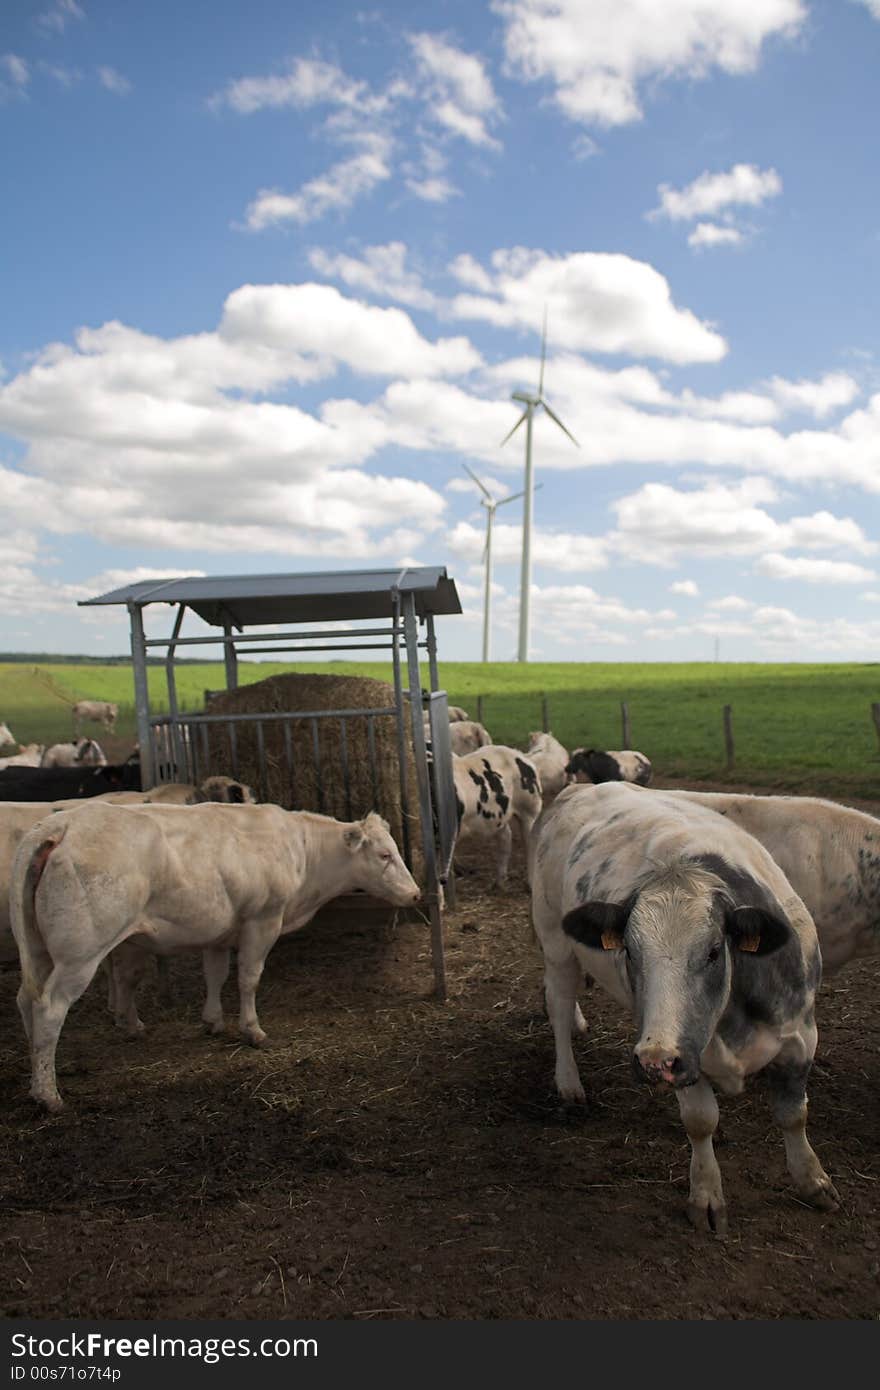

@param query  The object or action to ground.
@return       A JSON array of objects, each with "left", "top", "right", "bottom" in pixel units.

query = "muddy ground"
[{"left": 0, "top": 779, "right": 878, "bottom": 1321}]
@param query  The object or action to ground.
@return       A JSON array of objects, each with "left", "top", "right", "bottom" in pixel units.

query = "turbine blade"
[
  {"left": 540, "top": 399, "right": 580, "bottom": 447},
  {"left": 499, "top": 410, "right": 528, "bottom": 447},
  {"left": 462, "top": 461, "right": 492, "bottom": 500},
  {"left": 496, "top": 486, "right": 527, "bottom": 508},
  {"left": 538, "top": 305, "right": 548, "bottom": 397}
]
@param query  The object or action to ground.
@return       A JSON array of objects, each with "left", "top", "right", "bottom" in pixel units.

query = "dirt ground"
[{"left": 0, "top": 779, "right": 878, "bottom": 1322}]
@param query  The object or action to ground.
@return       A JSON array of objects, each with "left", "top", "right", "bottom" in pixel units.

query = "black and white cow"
[
  {"left": 0, "top": 758, "right": 141, "bottom": 802},
  {"left": 565, "top": 748, "right": 652, "bottom": 785},
  {"left": 530, "top": 781, "right": 837, "bottom": 1234},
  {"left": 452, "top": 745, "right": 542, "bottom": 887}
]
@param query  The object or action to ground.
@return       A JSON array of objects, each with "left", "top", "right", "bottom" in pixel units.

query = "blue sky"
[{"left": 2, "top": 0, "right": 880, "bottom": 662}]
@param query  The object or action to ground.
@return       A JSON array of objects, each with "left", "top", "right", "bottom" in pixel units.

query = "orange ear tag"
[
  {"left": 601, "top": 930, "right": 621, "bottom": 951},
  {"left": 739, "top": 934, "right": 760, "bottom": 953}
]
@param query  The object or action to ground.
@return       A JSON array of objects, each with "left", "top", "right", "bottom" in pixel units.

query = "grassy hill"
[{"left": 2, "top": 659, "right": 879, "bottom": 798}]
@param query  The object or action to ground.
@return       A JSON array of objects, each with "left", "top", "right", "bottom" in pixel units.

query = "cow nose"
[{"left": 634, "top": 1047, "right": 683, "bottom": 1086}]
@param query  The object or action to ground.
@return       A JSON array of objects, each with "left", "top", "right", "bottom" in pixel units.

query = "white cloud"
[
  {"left": 37, "top": 1, "right": 85, "bottom": 35},
  {"left": 450, "top": 247, "right": 727, "bottom": 363},
  {"left": 670, "top": 580, "right": 699, "bottom": 596},
  {"left": 447, "top": 473, "right": 512, "bottom": 497},
  {"left": 212, "top": 57, "right": 382, "bottom": 117},
  {"left": 706, "top": 594, "right": 753, "bottom": 611},
  {"left": 448, "top": 520, "right": 608, "bottom": 573},
  {"left": 854, "top": 2, "right": 880, "bottom": 19},
  {"left": 611, "top": 478, "right": 876, "bottom": 565},
  {"left": 308, "top": 243, "right": 437, "bottom": 311},
  {"left": 244, "top": 135, "right": 393, "bottom": 228},
  {"left": 1, "top": 54, "right": 30, "bottom": 100},
  {"left": 688, "top": 223, "right": 744, "bottom": 249},
  {"left": 754, "top": 554, "right": 877, "bottom": 584},
  {"left": 97, "top": 66, "right": 132, "bottom": 96},
  {"left": 653, "top": 164, "right": 782, "bottom": 222},
  {"left": 405, "top": 175, "right": 459, "bottom": 202},
  {"left": 767, "top": 371, "right": 860, "bottom": 419},
  {"left": 493, "top": 0, "right": 805, "bottom": 127},
  {"left": 409, "top": 32, "right": 501, "bottom": 148}
]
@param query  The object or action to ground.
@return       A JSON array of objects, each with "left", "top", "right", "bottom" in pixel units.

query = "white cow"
[
  {"left": 524, "top": 731, "right": 570, "bottom": 799},
  {"left": 448, "top": 706, "right": 470, "bottom": 723},
  {"left": 0, "top": 744, "right": 45, "bottom": 770},
  {"left": 531, "top": 782, "right": 837, "bottom": 1234},
  {"left": 0, "top": 723, "right": 15, "bottom": 748},
  {"left": 72, "top": 700, "right": 118, "bottom": 735},
  {"left": 666, "top": 790, "right": 880, "bottom": 975},
  {"left": 40, "top": 738, "right": 106, "bottom": 769},
  {"left": 12, "top": 804, "right": 420, "bottom": 1110},
  {"left": 449, "top": 720, "right": 492, "bottom": 756},
  {"left": 565, "top": 748, "right": 652, "bottom": 786},
  {"left": 452, "top": 745, "right": 542, "bottom": 887}
]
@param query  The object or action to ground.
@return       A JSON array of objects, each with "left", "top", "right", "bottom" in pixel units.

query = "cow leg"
[
  {"left": 108, "top": 941, "right": 149, "bottom": 1035},
  {"left": 677, "top": 1076, "right": 727, "bottom": 1236},
  {"left": 16, "top": 983, "right": 34, "bottom": 1044},
  {"left": 544, "top": 951, "right": 586, "bottom": 1102},
  {"left": 236, "top": 919, "right": 282, "bottom": 1046},
  {"left": 201, "top": 947, "right": 231, "bottom": 1035},
  {"left": 764, "top": 1052, "right": 839, "bottom": 1212},
  {"left": 572, "top": 1001, "right": 588, "bottom": 1035},
  {"left": 494, "top": 823, "right": 513, "bottom": 888},
  {"left": 30, "top": 961, "right": 101, "bottom": 1112}
]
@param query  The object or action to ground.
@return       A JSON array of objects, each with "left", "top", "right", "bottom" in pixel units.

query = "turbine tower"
[
  {"left": 461, "top": 463, "right": 533, "bottom": 663},
  {"left": 500, "top": 312, "right": 579, "bottom": 662}
]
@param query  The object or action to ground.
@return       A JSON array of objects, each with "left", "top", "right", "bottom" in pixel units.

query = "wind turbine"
[
  {"left": 461, "top": 463, "right": 538, "bottom": 663},
  {"left": 500, "top": 313, "right": 579, "bottom": 662}
]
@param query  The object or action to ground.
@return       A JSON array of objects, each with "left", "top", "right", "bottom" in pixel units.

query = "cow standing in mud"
[{"left": 530, "top": 782, "right": 838, "bottom": 1234}]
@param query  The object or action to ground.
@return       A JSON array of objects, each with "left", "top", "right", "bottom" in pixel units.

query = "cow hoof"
[
  {"left": 34, "top": 1093, "right": 64, "bottom": 1115},
  {"left": 556, "top": 1081, "right": 586, "bottom": 1104},
  {"left": 242, "top": 1026, "right": 267, "bottom": 1047},
  {"left": 802, "top": 1178, "right": 840, "bottom": 1212},
  {"left": 203, "top": 1019, "right": 225, "bottom": 1036},
  {"left": 116, "top": 1018, "right": 146, "bottom": 1037},
  {"left": 687, "top": 1199, "right": 728, "bottom": 1237}
]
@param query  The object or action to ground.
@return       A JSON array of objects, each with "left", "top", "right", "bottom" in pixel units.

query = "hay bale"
[{"left": 203, "top": 673, "right": 424, "bottom": 880}]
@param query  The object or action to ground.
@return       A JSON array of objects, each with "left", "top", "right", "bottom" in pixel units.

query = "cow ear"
[
  {"left": 725, "top": 905, "right": 790, "bottom": 956},
  {"left": 344, "top": 824, "right": 367, "bottom": 851},
  {"left": 562, "top": 900, "right": 630, "bottom": 951},
  {"left": 228, "top": 783, "right": 245, "bottom": 804}
]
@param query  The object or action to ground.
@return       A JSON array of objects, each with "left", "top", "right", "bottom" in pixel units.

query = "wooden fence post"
[
  {"left": 541, "top": 693, "right": 549, "bottom": 733},
  {"left": 621, "top": 701, "right": 631, "bottom": 747},
  {"left": 871, "top": 703, "right": 880, "bottom": 752},
  {"left": 476, "top": 694, "right": 484, "bottom": 724},
  {"left": 723, "top": 704, "right": 734, "bottom": 768}
]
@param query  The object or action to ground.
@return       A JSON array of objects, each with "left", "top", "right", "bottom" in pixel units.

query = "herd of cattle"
[{"left": 1, "top": 701, "right": 878, "bottom": 1236}]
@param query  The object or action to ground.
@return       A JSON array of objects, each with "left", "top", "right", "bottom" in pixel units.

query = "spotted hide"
[
  {"left": 452, "top": 745, "right": 542, "bottom": 887},
  {"left": 530, "top": 781, "right": 836, "bottom": 1235}
]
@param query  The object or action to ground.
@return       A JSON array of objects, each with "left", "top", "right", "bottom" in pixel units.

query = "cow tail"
[{"left": 10, "top": 829, "right": 65, "bottom": 1000}]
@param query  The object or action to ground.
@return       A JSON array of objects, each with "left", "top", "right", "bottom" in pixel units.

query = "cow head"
[
  {"left": 343, "top": 812, "right": 420, "bottom": 907},
  {"left": 561, "top": 859, "right": 790, "bottom": 1088},
  {"left": 565, "top": 749, "right": 622, "bottom": 784}
]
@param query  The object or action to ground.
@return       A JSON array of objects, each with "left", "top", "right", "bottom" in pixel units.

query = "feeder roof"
[{"left": 78, "top": 566, "right": 462, "bottom": 627}]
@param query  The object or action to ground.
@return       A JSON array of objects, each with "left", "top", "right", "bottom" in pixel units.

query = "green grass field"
[{"left": 2, "top": 659, "right": 880, "bottom": 797}]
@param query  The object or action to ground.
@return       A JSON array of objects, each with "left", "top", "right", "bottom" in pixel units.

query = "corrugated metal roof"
[{"left": 78, "top": 567, "right": 462, "bottom": 626}]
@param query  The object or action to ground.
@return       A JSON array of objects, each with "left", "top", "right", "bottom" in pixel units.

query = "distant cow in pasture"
[
  {"left": 0, "top": 745, "right": 45, "bottom": 770},
  {"left": 11, "top": 805, "right": 420, "bottom": 1110},
  {"left": 530, "top": 781, "right": 837, "bottom": 1234},
  {"left": 524, "top": 731, "right": 570, "bottom": 799},
  {"left": 72, "top": 700, "right": 118, "bottom": 735},
  {"left": 449, "top": 720, "right": 492, "bottom": 756},
  {"left": 452, "top": 745, "right": 542, "bottom": 887},
  {"left": 40, "top": 739, "right": 106, "bottom": 769},
  {"left": 565, "top": 748, "right": 652, "bottom": 786},
  {"left": 665, "top": 790, "right": 880, "bottom": 976}
]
